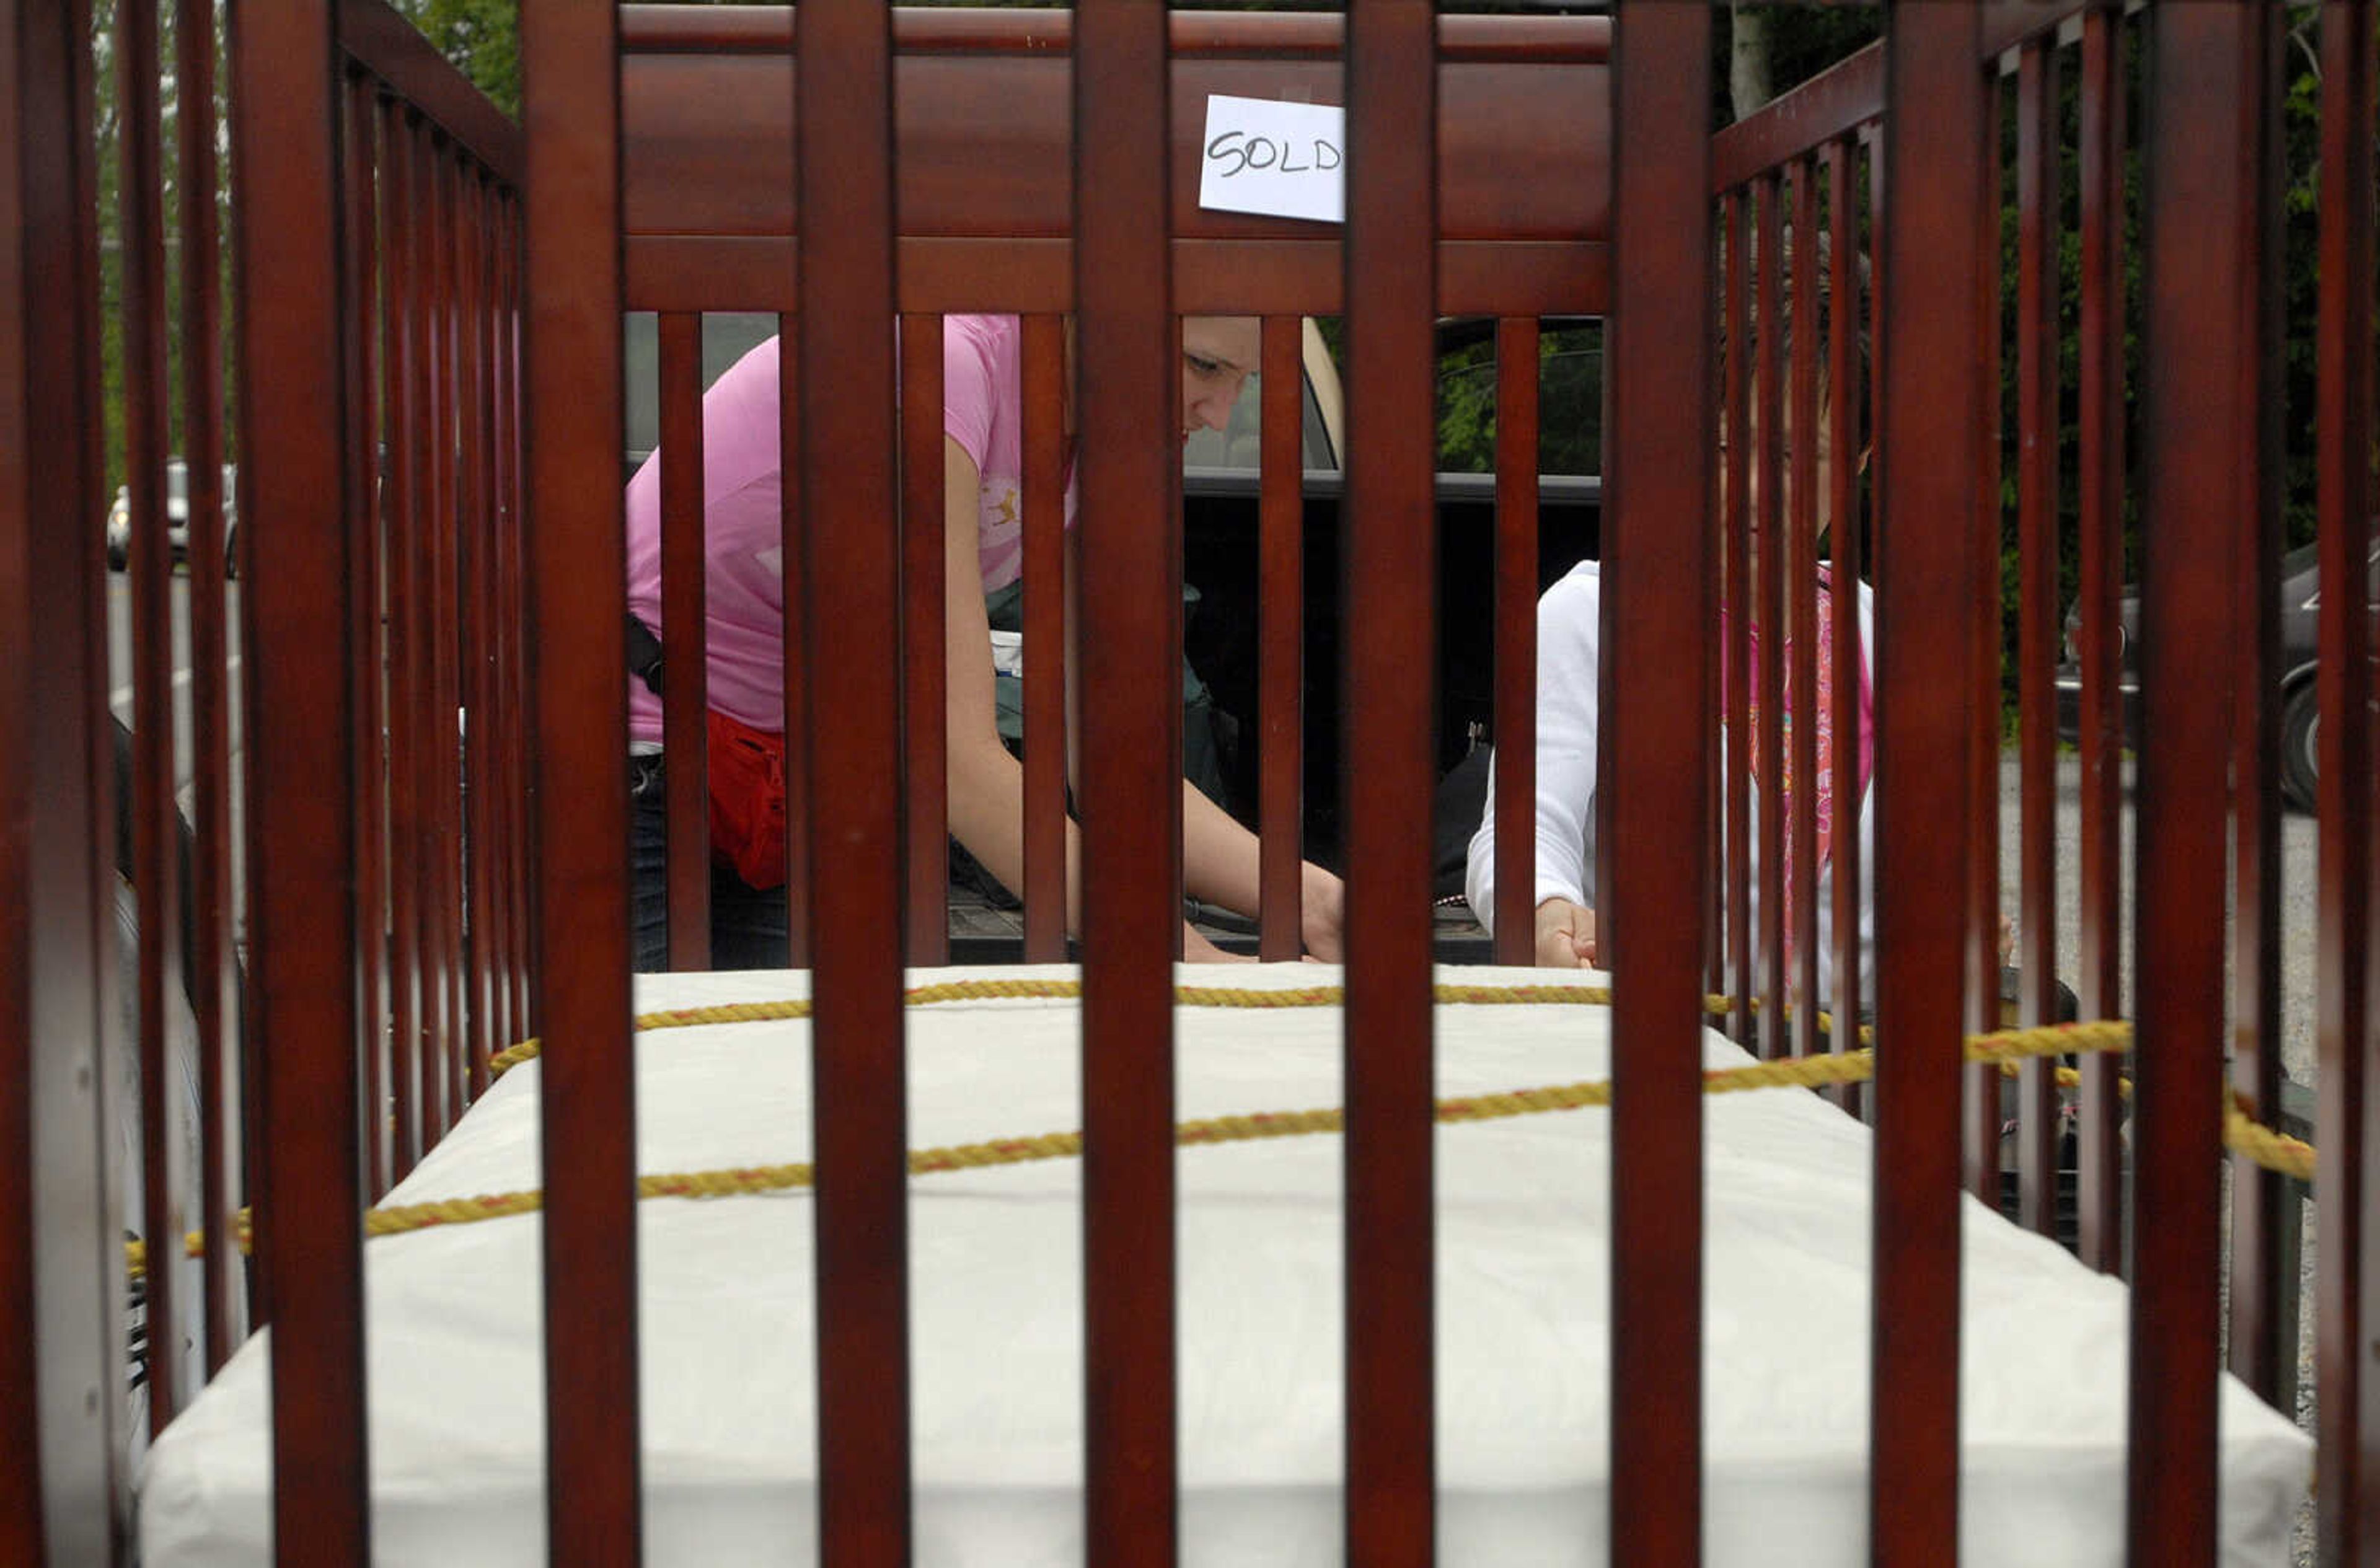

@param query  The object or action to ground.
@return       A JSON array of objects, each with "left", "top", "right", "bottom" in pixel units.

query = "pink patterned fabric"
[{"left": 1726, "top": 566, "right": 1874, "bottom": 954}]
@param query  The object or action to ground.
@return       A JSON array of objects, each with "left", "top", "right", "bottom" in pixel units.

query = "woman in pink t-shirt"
[{"left": 623, "top": 314, "right": 1347, "bottom": 967}]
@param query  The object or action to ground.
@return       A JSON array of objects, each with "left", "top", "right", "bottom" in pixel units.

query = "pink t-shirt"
[{"left": 624, "top": 314, "right": 1077, "bottom": 743}]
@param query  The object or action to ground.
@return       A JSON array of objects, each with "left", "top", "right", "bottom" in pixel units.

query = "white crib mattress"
[{"left": 140, "top": 963, "right": 2311, "bottom": 1566}]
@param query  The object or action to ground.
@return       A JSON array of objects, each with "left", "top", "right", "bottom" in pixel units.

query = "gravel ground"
[{"left": 1994, "top": 749, "right": 2320, "bottom": 1562}]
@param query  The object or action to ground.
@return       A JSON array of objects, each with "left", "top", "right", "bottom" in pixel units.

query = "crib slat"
[
  {"left": 2071, "top": 6, "right": 2126, "bottom": 1275},
  {"left": 1822, "top": 136, "right": 1864, "bottom": 1112},
  {"left": 1259, "top": 313, "right": 1305, "bottom": 960},
  {"left": 182, "top": 0, "right": 248, "bottom": 1354},
  {"left": 1605, "top": 9, "right": 1711, "bottom": 1556},
  {"left": 901, "top": 314, "right": 951, "bottom": 965},
  {"left": 2224, "top": 10, "right": 2289, "bottom": 1404},
  {"left": 384, "top": 102, "right": 429, "bottom": 1177},
  {"left": 796, "top": 4, "right": 912, "bottom": 1563},
  {"left": 1787, "top": 159, "right": 1821, "bottom": 1026},
  {"left": 1, "top": 0, "right": 121, "bottom": 1554},
  {"left": 415, "top": 114, "right": 454, "bottom": 1143},
  {"left": 1021, "top": 312, "right": 1068, "bottom": 962},
  {"left": 1074, "top": 4, "right": 1181, "bottom": 1553},
  {"left": 1962, "top": 71, "right": 2003, "bottom": 1206},
  {"left": 518, "top": 1, "right": 643, "bottom": 1558},
  {"left": 496, "top": 195, "right": 531, "bottom": 1049},
  {"left": 2129, "top": 12, "right": 2273, "bottom": 1556},
  {"left": 459, "top": 159, "right": 487, "bottom": 1086},
  {"left": 658, "top": 311, "right": 712, "bottom": 969},
  {"left": 1871, "top": 12, "right": 1988, "bottom": 1559},
  {"left": 461, "top": 169, "right": 498, "bottom": 1095},
  {"left": 2314, "top": 1, "right": 2378, "bottom": 1555},
  {"left": 1752, "top": 174, "right": 1786, "bottom": 1060},
  {"left": 775, "top": 316, "right": 813, "bottom": 962},
  {"left": 120, "top": 0, "right": 191, "bottom": 1431},
  {"left": 1491, "top": 315, "right": 1539, "bottom": 966},
  {"left": 2012, "top": 41, "right": 2062, "bottom": 1238},
  {"left": 1723, "top": 191, "right": 1753, "bottom": 1052},
  {"left": 344, "top": 72, "right": 392, "bottom": 1205},
  {"left": 430, "top": 141, "right": 465, "bottom": 1130},
  {"left": 1342, "top": 6, "right": 1437, "bottom": 1562},
  {"left": 233, "top": 0, "right": 372, "bottom": 1548}
]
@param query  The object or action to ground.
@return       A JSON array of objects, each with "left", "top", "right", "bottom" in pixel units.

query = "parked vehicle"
[
  {"left": 621, "top": 312, "right": 1607, "bottom": 867},
  {"left": 105, "top": 458, "right": 240, "bottom": 574},
  {"left": 2055, "top": 534, "right": 2380, "bottom": 813}
]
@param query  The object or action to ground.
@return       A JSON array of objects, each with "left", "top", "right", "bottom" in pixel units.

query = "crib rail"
[
  {"left": 1678, "top": 0, "right": 2378, "bottom": 1557},
  {"left": 3, "top": 2, "right": 120, "bottom": 1560}
]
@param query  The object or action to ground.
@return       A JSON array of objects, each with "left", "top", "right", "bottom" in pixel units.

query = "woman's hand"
[
  {"left": 1299, "top": 863, "right": 1347, "bottom": 962},
  {"left": 1533, "top": 896, "right": 1598, "bottom": 969}
]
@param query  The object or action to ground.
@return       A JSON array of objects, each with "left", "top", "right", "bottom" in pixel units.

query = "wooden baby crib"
[{"left": 1, "top": 1, "right": 2373, "bottom": 1563}]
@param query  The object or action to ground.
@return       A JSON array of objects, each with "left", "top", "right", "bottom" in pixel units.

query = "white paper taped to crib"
[
  {"left": 139, "top": 964, "right": 2312, "bottom": 1567},
  {"left": 1200, "top": 95, "right": 1345, "bottom": 224}
]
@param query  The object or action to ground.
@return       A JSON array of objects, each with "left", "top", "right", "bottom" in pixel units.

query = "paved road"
[
  {"left": 1998, "top": 747, "right": 2325, "bottom": 1559},
  {"left": 1998, "top": 747, "right": 2319, "bottom": 1086},
  {"left": 107, "top": 568, "right": 245, "bottom": 809}
]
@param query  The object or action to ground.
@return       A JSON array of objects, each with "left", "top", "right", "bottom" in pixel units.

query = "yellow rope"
[{"left": 126, "top": 994, "right": 2314, "bottom": 1282}]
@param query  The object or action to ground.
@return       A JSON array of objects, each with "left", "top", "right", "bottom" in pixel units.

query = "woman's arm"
[
  {"left": 943, "top": 440, "right": 1259, "bottom": 961},
  {"left": 1467, "top": 568, "right": 1602, "bottom": 966},
  {"left": 941, "top": 438, "right": 1082, "bottom": 925},
  {"left": 1179, "top": 781, "right": 1345, "bottom": 961}
]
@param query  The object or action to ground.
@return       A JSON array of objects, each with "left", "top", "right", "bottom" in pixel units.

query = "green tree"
[{"left": 393, "top": 0, "right": 522, "bottom": 116}]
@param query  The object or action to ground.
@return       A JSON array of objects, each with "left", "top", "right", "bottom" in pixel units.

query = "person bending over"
[
  {"left": 623, "top": 314, "right": 1346, "bottom": 969},
  {"left": 1463, "top": 548, "right": 1875, "bottom": 997}
]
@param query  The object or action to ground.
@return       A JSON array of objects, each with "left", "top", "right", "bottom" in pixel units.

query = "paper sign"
[{"left": 1199, "top": 94, "right": 1346, "bottom": 224}]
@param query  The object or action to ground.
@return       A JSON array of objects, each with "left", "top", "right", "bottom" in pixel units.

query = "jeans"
[{"left": 629, "top": 752, "right": 790, "bottom": 972}]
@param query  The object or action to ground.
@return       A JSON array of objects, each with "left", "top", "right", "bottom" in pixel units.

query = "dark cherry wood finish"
[
  {"left": 796, "top": 6, "right": 913, "bottom": 1565},
  {"left": 1491, "top": 315, "right": 1540, "bottom": 967},
  {"left": 232, "top": 0, "right": 373, "bottom": 1554},
  {"left": 2071, "top": 3, "right": 2127, "bottom": 1275},
  {"left": 2316, "top": 1, "right": 2378, "bottom": 1556},
  {"left": 776, "top": 321, "right": 813, "bottom": 964},
  {"left": 659, "top": 311, "right": 712, "bottom": 969},
  {"left": 2128, "top": 13, "right": 2272, "bottom": 1559},
  {"left": 120, "top": 0, "right": 190, "bottom": 1433},
  {"left": 2012, "top": 40, "right": 2061, "bottom": 1238},
  {"left": 1962, "top": 73, "right": 2003, "bottom": 1207},
  {"left": 1871, "top": 12, "right": 1988, "bottom": 1559},
  {"left": 1074, "top": 8, "right": 1184, "bottom": 1557},
  {"left": 901, "top": 314, "right": 951, "bottom": 965},
  {"left": 1021, "top": 313, "right": 1068, "bottom": 961},
  {"left": 519, "top": 1, "right": 645, "bottom": 1559},
  {"left": 1753, "top": 174, "right": 1785, "bottom": 1060},
  {"left": 1258, "top": 313, "right": 1305, "bottom": 961},
  {"left": 1722, "top": 190, "right": 1753, "bottom": 1052},
  {"left": 343, "top": 73, "right": 392, "bottom": 1200},
  {"left": 1341, "top": 7, "right": 1437, "bottom": 1565},
  {"left": 1822, "top": 134, "right": 1865, "bottom": 1111},
  {"left": 2224, "top": 11, "right": 2290, "bottom": 1405},
  {"left": 1605, "top": 9, "right": 1712, "bottom": 1558},
  {"left": 1, "top": 0, "right": 122, "bottom": 1556},
  {"left": 1787, "top": 158, "right": 1821, "bottom": 1023},
  {"left": 7, "top": 7, "right": 2371, "bottom": 1566}
]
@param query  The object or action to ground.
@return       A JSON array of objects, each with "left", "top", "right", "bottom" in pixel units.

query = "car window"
[
  {"left": 1203, "top": 315, "right": 1604, "bottom": 479},
  {"left": 1182, "top": 317, "right": 1336, "bottom": 472}
]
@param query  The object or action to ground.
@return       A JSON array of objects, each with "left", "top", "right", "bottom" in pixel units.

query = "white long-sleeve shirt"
[{"left": 1465, "top": 560, "right": 1876, "bottom": 1002}]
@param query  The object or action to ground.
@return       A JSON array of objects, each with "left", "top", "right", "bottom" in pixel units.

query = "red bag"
[{"left": 705, "top": 708, "right": 789, "bottom": 889}]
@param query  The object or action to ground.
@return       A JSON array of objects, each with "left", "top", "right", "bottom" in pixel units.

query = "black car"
[{"left": 2055, "top": 534, "right": 2380, "bottom": 813}]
